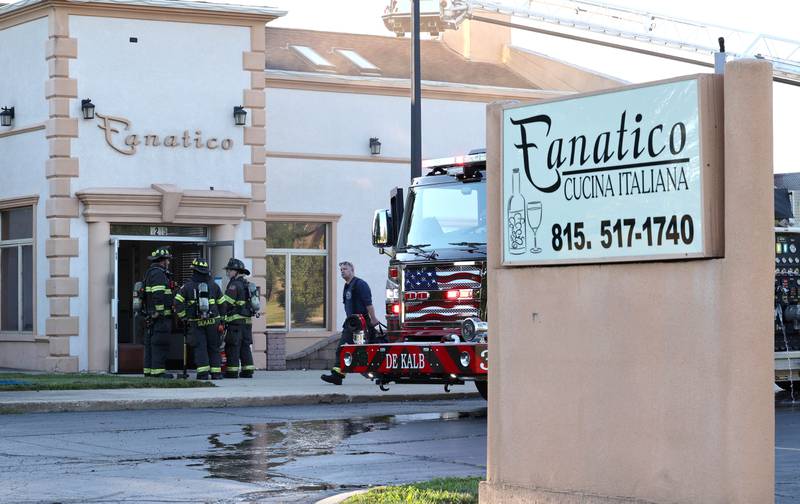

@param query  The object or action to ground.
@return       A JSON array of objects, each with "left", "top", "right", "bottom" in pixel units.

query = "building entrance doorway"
[{"left": 110, "top": 226, "right": 234, "bottom": 374}]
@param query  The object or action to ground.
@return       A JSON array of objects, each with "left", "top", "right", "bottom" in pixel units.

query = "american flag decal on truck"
[
  {"left": 403, "top": 265, "right": 482, "bottom": 323},
  {"left": 404, "top": 266, "right": 481, "bottom": 291}
]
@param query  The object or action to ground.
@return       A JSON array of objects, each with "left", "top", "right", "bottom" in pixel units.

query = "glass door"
[{"left": 109, "top": 238, "right": 119, "bottom": 373}]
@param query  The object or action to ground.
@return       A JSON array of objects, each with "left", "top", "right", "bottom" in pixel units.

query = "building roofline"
[
  {"left": 266, "top": 25, "right": 419, "bottom": 41},
  {"left": 0, "top": 0, "right": 286, "bottom": 19},
  {"left": 508, "top": 45, "right": 628, "bottom": 85},
  {"left": 265, "top": 69, "right": 572, "bottom": 102}
]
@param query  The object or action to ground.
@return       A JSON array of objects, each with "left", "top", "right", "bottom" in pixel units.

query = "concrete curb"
[
  {"left": 0, "top": 391, "right": 480, "bottom": 414},
  {"left": 314, "top": 489, "right": 371, "bottom": 504}
]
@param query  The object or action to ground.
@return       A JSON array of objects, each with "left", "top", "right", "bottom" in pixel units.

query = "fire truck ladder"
[{"left": 384, "top": 0, "right": 800, "bottom": 85}]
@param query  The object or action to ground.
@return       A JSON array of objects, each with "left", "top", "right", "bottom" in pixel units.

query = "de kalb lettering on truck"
[{"left": 384, "top": 353, "right": 426, "bottom": 370}]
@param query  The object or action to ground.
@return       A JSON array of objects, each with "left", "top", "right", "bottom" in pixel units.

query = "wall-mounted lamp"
[
  {"left": 0, "top": 107, "right": 14, "bottom": 127},
  {"left": 81, "top": 99, "right": 95, "bottom": 120},
  {"left": 233, "top": 106, "right": 247, "bottom": 126},
  {"left": 369, "top": 137, "right": 381, "bottom": 156}
]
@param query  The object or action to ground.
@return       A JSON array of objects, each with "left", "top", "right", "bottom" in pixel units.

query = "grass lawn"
[
  {"left": 343, "top": 477, "right": 481, "bottom": 504},
  {"left": 0, "top": 373, "right": 214, "bottom": 391}
]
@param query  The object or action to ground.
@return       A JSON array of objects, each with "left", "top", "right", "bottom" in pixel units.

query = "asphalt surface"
[
  {"left": 1, "top": 396, "right": 798, "bottom": 503},
  {"left": 0, "top": 399, "right": 487, "bottom": 503},
  {"left": 776, "top": 392, "right": 800, "bottom": 503}
]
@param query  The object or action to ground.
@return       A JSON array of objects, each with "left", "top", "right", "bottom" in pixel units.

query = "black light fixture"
[
  {"left": 233, "top": 106, "right": 247, "bottom": 126},
  {"left": 369, "top": 137, "right": 381, "bottom": 156},
  {"left": 0, "top": 107, "right": 14, "bottom": 127},
  {"left": 81, "top": 99, "right": 95, "bottom": 120}
]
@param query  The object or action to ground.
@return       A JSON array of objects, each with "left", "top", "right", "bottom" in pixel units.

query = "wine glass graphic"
[{"left": 527, "top": 201, "right": 543, "bottom": 254}]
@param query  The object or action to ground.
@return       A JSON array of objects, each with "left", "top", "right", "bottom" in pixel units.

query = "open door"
[
  {"left": 109, "top": 238, "right": 119, "bottom": 373},
  {"left": 205, "top": 241, "right": 235, "bottom": 291}
]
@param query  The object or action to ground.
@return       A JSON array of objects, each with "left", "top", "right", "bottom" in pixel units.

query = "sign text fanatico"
[{"left": 96, "top": 113, "right": 235, "bottom": 156}]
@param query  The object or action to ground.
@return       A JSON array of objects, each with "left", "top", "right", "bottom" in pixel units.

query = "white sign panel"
[{"left": 502, "top": 78, "right": 708, "bottom": 265}]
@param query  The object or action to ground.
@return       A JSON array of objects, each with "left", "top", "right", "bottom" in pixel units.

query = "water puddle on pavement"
[{"left": 198, "top": 408, "right": 486, "bottom": 497}]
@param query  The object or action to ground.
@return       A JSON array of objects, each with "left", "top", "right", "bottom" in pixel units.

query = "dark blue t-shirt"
[{"left": 343, "top": 277, "right": 372, "bottom": 318}]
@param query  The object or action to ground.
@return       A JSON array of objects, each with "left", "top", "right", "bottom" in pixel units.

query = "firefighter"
[
  {"left": 174, "top": 258, "right": 224, "bottom": 380},
  {"left": 142, "top": 247, "right": 175, "bottom": 379},
  {"left": 321, "top": 261, "right": 378, "bottom": 385},
  {"left": 220, "top": 258, "right": 257, "bottom": 378}
]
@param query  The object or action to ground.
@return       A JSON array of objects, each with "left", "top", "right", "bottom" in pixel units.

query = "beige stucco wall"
[{"left": 481, "top": 60, "right": 774, "bottom": 503}]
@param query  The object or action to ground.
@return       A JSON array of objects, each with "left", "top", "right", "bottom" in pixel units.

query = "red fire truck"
[{"left": 339, "top": 151, "right": 489, "bottom": 399}]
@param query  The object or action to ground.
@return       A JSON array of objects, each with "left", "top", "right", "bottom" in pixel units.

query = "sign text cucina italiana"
[
  {"left": 96, "top": 113, "right": 235, "bottom": 156},
  {"left": 501, "top": 76, "right": 722, "bottom": 266}
]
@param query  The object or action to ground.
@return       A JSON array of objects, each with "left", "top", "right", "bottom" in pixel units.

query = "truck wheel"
[{"left": 475, "top": 381, "right": 488, "bottom": 400}]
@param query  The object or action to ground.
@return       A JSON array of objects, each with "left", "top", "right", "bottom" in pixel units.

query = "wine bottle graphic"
[{"left": 507, "top": 168, "right": 527, "bottom": 255}]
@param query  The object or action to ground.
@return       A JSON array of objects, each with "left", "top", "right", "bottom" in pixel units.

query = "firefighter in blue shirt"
[
  {"left": 321, "top": 261, "right": 378, "bottom": 385},
  {"left": 142, "top": 247, "right": 175, "bottom": 378},
  {"left": 174, "top": 258, "right": 224, "bottom": 380},
  {"left": 220, "top": 258, "right": 257, "bottom": 378}
]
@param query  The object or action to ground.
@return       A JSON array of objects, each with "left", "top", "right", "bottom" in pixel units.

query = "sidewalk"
[{"left": 0, "top": 370, "right": 479, "bottom": 414}]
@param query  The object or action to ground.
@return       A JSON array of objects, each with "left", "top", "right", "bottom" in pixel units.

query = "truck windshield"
[{"left": 399, "top": 182, "right": 486, "bottom": 251}]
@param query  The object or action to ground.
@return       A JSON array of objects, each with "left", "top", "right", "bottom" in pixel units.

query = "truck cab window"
[{"left": 401, "top": 184, "right": 486, "bottom": 250}]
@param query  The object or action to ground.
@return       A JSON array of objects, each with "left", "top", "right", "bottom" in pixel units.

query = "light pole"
[{"left": 410, "top": 0, "right": 422, "bottom": 180}]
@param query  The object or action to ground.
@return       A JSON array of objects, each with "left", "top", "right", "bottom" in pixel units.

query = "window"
[
  {"left": 335, "top": 49, "right": 380, "bottom": 72},
  {"left": 290, "top": 45, "right": 334, "bottom": 68},
  {"left": 1, "top": 206, "right": 34, "bottom": 332},
  {"left": 266, "top": 222, "right": 328, "bottom": 330}
]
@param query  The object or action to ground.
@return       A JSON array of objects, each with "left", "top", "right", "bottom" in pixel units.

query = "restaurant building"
[{"left": 0, "top": 0, "right": 620, "bottom": 372}]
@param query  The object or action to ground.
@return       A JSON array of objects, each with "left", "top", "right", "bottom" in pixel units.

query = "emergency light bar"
[{"left": 421, "top": 152, "right": 487, "bottom": 170}]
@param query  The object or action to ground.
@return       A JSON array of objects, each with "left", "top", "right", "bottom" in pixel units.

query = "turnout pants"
[
  {"left": 144, "top": 318, "right": 171, "bottom": 376},
  {"left": 225, "top": 322, "right": 254, "bottom": 377},
  {"left": 191, "top": 322, "right": 222, "bottom": 376}
]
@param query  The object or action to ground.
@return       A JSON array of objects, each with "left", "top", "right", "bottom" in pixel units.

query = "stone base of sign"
[{"left": 482, "top": 60, "right": 774, "bottom": 504}]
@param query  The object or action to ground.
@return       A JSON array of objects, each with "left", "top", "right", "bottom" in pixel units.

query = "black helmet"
[
  {"left": 191, "top": 258, "right": 210, "bottom": 275},
  {"left": 147, "top": 247, "right": 173, "bottom": 261},
  {"left": 224, "top": 257, "right": 250, "bottom": 275}
]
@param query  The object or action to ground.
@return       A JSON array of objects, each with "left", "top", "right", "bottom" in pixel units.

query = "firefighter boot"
[
  {"left": 210, "top": 372, "right": 223, "bottom": 380},
  {"left": 320, "top": 368, "right": 345, "bottom": 385},
  {"left": 196, "top": 372, "right": 210, "bottom": 380}
]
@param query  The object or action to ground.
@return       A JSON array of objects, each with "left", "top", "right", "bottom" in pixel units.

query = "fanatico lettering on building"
[
  {"left": 510, "top": 111, "right": 689, "bottom": 201},
  {"left": 95, "top": 113, "right": 234, "bottom": 156}
]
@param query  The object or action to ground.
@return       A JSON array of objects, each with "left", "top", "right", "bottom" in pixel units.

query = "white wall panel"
[
  {"left": 70, "top": 16, "right": 252, "bottom": 195},
  {"left": 0, "top": 17, "right": 48, "bottom": 126},
  {"left": 266, "top": 88, "right": 488, "bottom": 159}
]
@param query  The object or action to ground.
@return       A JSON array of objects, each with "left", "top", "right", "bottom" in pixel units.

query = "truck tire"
[{"left": 475, "top": 381, "right": 488, "bottom": 400}]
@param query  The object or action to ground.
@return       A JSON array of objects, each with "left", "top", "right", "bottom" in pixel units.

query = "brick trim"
[
  {"left": 44, "top": 7, "right": 79, "bottom": 369},
  {"left": 245, "top": 24, "right": 268, "bottom": 369}
]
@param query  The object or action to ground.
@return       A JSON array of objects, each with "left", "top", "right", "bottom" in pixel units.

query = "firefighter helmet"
[
  {"left": 147, "top": 247, "right": 173, "bottom": 261},
  {"left": 224, "top": 257, "right": 250, "bottom": 275},
  {"left": 191, "top": 258, "right": 210, "bottom": 275}
]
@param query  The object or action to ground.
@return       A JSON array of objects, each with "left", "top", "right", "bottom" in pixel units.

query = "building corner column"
[
  {"left": 44, "top": 7, "right": 79, "bottom": 372},
  {"left": 244, "top": 23, "right": 268, "bottom": 369}
]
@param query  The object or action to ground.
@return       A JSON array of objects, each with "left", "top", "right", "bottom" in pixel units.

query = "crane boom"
[{"left": 384, "top": 0, "right": 800, "bottom": 84}]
